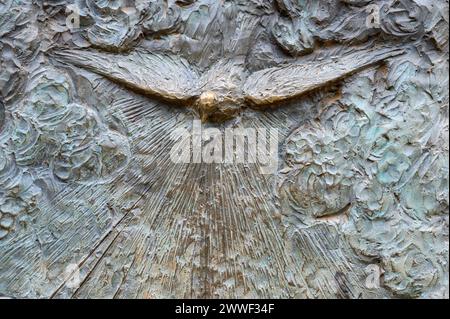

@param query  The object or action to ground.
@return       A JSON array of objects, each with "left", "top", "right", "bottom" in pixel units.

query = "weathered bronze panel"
[{"left": 0, "top": 0, "right": 448, "bottom": 299}]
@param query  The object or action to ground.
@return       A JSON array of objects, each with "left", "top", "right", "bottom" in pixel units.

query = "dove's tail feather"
[{"left": 243, "top": 45, "right": 406, "bottom": 107}]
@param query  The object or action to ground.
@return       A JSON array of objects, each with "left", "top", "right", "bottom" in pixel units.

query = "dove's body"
[{"left": 51, "top": 45, "right": 403, "bottom": 122}]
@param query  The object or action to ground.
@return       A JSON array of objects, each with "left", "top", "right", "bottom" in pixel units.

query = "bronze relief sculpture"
[{"left": 0, "top": 0, "right": 448, "bottom": 299}]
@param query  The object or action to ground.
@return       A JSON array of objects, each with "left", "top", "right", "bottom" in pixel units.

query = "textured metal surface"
[{"left": 0, "top": 0, "right": 448, "bottom": 299}]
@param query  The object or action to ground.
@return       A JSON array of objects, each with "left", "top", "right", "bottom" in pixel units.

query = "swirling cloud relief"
[{"left": 0, "top": 0, "right": 448, "bottom": 299}]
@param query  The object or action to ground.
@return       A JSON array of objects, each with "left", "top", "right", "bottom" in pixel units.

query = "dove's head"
[{"left": 195, "top": 91, "right": 242, "bottom": 123}]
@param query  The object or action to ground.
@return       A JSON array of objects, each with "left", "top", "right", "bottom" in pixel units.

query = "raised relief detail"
[{"left": 0, "top": 0, "right": 448, "bottom": 299}]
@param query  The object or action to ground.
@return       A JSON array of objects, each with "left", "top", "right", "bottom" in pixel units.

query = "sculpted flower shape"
[
  {"left": 75, "top": 0, "right": 143, "bottom": 51},
  {"left": 282, "top": 120, "right": 356, "bottom": 222},
  {"left": 376, "top": 145, "right": 411, "bottom": 185},
  {"left": 383, "top": 244, "right": 439, "bottom": 298},
  {"left": 26, "top": 73, "right": 71, "bottom": 118},
  {"left": 50, "top": 103, "right": 130, "bottom": 184},
  {"left": 0, "top": 148, "right": 41, "bottom": 240},
  {"left": 72, "top": 0, "right": 201, "bottom": 51},
  {"left": 12, "top": 70, "right": 130, "bottom": 185},
  {"left": 141, "top": 0, "right": 183, "bottom": 36},
  {"left": 273, "top": 10, "right": 315, "bottom": 57},
  {"left": 353, "top": 179, "right": 397, "bottom": 220},
  {"left": 0, "top": 0, "right": 38, "bottom": 99},
  {"left": 283, "top": 164, "right": 354, "bottom": 221},
  {"left": 380, "top": 0, "right": 425, "bottom": 37},
  {"left": 10, "top": 113, "right": 51, "bottom": 166}
]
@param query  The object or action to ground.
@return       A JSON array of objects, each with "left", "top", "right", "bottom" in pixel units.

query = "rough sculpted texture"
[{"left": 0, "top": 0, "right": 448, "bottom": 299}]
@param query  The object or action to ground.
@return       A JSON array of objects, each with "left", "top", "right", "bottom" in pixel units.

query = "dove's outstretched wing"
[
  {"left": 243, "top": 46, "right": 405, "bottom": 107},
  {"left": 51, "top": 49, "right": 200, "bottom": 104}
]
